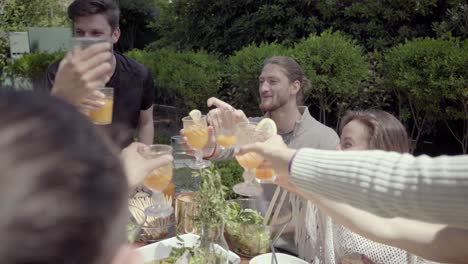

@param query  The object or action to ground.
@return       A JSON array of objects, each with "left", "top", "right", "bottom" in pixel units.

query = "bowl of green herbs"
[{"left": 225, "top": 198, "right": 291, "bottom": 257}]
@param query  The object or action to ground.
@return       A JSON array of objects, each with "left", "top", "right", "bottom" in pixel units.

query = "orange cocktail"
[
  {"left": 184, "top": 127, "right": 209, "bottom": 150},
  {"left": 89, "top": 98, "right": 113, "bottom": 124},
  {"left": 212, "top": 108, "right": 237, "bottom": 148},
  {"left": 232, "top": 122, "right": 264, "bottom": 197},
  {"left": 139, "top": 144, "right": 174, "bottom": 218},
  {"left": 253, "top": 168, "right": 276, "bottom": 182},
  {"left": 235, "top": 152, "right": 263, "bottom": 169},
  {"left": 216, "top": 135, "right": 236, "bottom": 147},
  {"left": 144, "top": 163, "right": 173, "bottom": 191},
  {"left": 182, "top": 114, "right": 211, "bottom": 169},
  {"left": 88, "top": 87, "right": 113, "bottom": 125}
]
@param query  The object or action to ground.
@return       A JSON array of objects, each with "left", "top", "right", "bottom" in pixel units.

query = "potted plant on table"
[{"left": 191, "top": 166, "right": 230, "bottom": 264}]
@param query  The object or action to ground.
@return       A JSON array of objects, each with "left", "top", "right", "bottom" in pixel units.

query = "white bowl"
[
  {"left": 137, "top": 233, "right": 240, "bottom": 264},
  {"left": 250, "top": 253, "right": 309, "bottom": 264}
]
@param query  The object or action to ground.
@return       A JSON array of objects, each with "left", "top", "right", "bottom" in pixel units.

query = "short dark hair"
[
  {"left": 0, "top": 91, "right": 128, "bottom": 264},
  {"left": 68, "top": 0, "right": 121, "bottom": 30}
]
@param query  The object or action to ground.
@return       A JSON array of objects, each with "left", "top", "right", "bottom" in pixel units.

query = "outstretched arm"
[
  {"left": 239, "top": 135, "right": 468, "bottom": 228},
  {"left": 298, "top": 189, "right": 468, "bottom": 264}
]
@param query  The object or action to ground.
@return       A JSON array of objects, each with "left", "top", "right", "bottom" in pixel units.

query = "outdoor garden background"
[{"left": 0, "top": 0, "right": 467, "bottom": 197}]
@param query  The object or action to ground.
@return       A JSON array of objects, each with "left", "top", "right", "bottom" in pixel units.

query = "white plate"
[
  {"left": 250, "top": 253, "right": 309, "bottom": 264},
  {"left": 137, "top": 233, "right": 241, "bottom": 264}
]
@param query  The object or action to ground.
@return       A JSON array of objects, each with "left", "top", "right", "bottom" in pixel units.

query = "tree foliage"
[
  {"left": 0, "top": 0, "right": 69, "bottom": 32},
  {"left": 150, "top": 0, "right": 322, "bottom": 54},
  {"left": 293, "top": 30, "right": 369, "bottom": 126},
  {"left": 0, "top": 0, "right": 69, "bottom": 79},
  {"left": 149, "top": 0, "right": 463, "bottom": 54},
  {"left": 115, "top": 0, "right": 159, "bottom": 51},
  {"left": 432, "top": 2, "right": 468, "bottom": 39},
  {"left": 126, "top": 48, "right": 224, "bottom": 112},
  {"left": 7, "top": 52, "right": 63, "bottom": 80},
  {"left": 384, "top": 38, "right": 467, "bottom": 152}
]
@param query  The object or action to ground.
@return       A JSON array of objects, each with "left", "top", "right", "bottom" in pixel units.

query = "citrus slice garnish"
[
  {"left": 189, "top": 109, "right": 202, "bottom": 121},
  {"left": 255, "top": 118, "right": 277, "bottom": 139}
]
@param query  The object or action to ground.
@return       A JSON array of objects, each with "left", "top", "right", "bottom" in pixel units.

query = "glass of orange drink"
[
  {"left": 212, "top": 108, "right": 237, "bottom": 148},
  {"left": 233, "top": 122, "right": 264, "bottom": 197},
  {"left": 88, "top": 87, "right": 113, "bottom": 125},
  {"left": 253, "top": 167, "right": 276, "bottom": 183},
  {"left": 139, "top": 144, "right": 174, "bottom": 218},
  {"left": 182, "top": 114, "right": 211, "bottom": 169}
]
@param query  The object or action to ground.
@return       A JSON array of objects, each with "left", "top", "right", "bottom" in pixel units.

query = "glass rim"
[
  {"left": 146, "top": 144, "right": 173, "bottom": 153},
  {"left": 139, "top": 144, "right": 173, "bottom": 157}
]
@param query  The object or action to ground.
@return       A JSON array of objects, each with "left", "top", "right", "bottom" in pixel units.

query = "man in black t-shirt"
[{"left": 45, "top": 0, "right": 154, "bottom": 148}]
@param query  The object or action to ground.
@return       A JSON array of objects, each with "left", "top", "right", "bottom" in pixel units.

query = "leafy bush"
[
  {"left": 212, "top": 160, "right": 243, "bottom": 200},
  {"left": 126, "top": 48, "right": 223, "bottom": 111},
  {"left": 226, "top": 42, "right": 289, "bottom": 116},
  {"left": 7, "top": 52, "right": 63, "bottom": 80},
  {"left": 149, "top": 0, "right": 451, "bottom": 54},
  {"left": 292, "top": 30, "right": 369, "bottom": 126},
  {"left": 384, "top": 38, "right": 467, "bottom": 151}
]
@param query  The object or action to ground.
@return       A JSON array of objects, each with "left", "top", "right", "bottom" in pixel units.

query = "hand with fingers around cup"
[
  {"left": 51, "top": 42, "right": 113, "bottom": 113},
  {"left": 121, "top": 142, "right": 173, "bottom": 189},
  {"left": 179, "top": 127, "right": 217, "bottom": 159},
  {"left": 237, "top": 135, "right": 297, "bottom": 186}
]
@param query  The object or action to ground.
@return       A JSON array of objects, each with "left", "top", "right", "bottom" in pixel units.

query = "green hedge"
[
  {"left": 126, "top": 48, "right": 224, "bottom": 111},
  {"left": 4, "top": 32, "right": 467, "bottom": 154},
  {"left": 384, "top": 38, "right": 467, "bottom": 151},
  {"left": 385, "top": 38, "right": 466, "bottom": 105},
  {"left": 212, "top": 160, "right": 243, "bottom": 200},
  {"left": 7, "top": 52, "right": 63, "bottom": 80},
  {"left": 293, "top": 30, "right": 370, "bottom": 126}
]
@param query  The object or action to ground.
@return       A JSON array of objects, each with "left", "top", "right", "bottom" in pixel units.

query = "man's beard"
[{"left": 259, "top": 96, "right": 288, "bottom": 112}]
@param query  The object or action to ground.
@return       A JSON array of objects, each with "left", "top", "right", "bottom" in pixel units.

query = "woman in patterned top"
[{"left": 331, "top": 110, "right": 435, "bottom": 264}]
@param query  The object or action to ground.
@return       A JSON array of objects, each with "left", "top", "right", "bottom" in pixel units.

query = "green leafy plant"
[
  {"left": 126, "top": 48, "right": 223, "bottom": 111},
  {"left": 224, "top": 201, "right": 270, "bottom": 256},
  {"left": 191, "top": 166, "right": 228, "bottom": 227},
  {"left": 6, "top": 52, "right": 63, "bottom": 81},
  {"left": 293, "top": 30, "right": 369, "bottom": 127},
  {"left": 212, "top": 160, "right": 243, "bottom": 200},
  {"left": 432, "top": 3, "right": 468, "bottom": 40},
  {"left": 439, "top": 40, "right": 468, "bottom": 153},
  {"left": 383, "top": 38, "right": 466, "bottom": 152}
]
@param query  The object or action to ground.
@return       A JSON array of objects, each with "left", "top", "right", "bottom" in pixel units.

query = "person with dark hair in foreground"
[
  {"left": 238, "top": 135, "right": 468, "bottom": 263},
  {"left": 0, "top": 91, "right": 169, "bottom": 263},
  {"left": 46, "top": 0, "right": 155, "bottom": 147}
]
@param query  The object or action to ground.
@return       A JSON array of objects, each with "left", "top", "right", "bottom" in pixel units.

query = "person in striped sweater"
[{"left": 238, "top": 112, "right": 468, "bottom": 263}]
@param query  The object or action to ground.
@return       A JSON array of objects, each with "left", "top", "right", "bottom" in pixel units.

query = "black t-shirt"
[{"left": 45, "top": 52, "right": 155, "bottom": 148}]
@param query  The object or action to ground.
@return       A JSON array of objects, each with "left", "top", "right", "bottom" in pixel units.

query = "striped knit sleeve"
[{"left": 290, "top": 148, "right": 468, "bottom": 228}]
